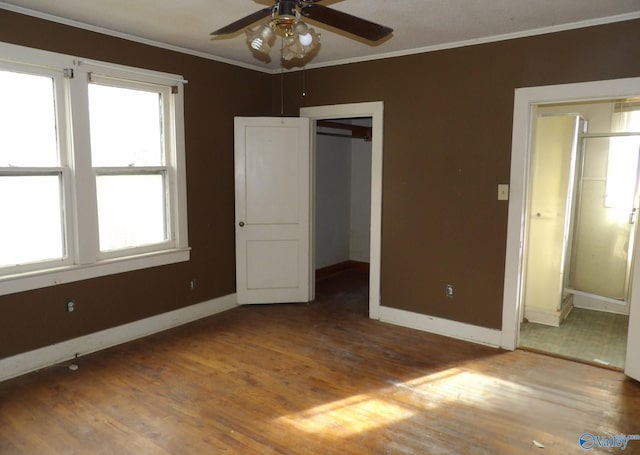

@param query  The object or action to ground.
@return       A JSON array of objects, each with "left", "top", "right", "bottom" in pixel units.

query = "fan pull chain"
[
  {"left": 280, "top": 71, "right": 284, "bottom": 116},
  {"left": 280, "top": 39, "right": 285, "bottom": 116},
  {"left": 302, "top": 69, "right": 306, "bottom": 103}
]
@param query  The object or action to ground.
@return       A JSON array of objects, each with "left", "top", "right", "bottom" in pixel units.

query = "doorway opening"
[
  {"left": 313, "top": 117, "right": 372, "bottom": 313},
  {"left": 300, "top": 102, "right": 384, "bottom": 320},
  {"left": 518, "top": 98, "right": 640, "bottom": 368}
]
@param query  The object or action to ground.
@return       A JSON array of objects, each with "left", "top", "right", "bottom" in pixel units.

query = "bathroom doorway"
[{"left": 519, "top": 98, "right": 640, "bottom": 368}]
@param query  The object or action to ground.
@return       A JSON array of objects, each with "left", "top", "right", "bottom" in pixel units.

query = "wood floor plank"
[{"left": 1, "top": 270, "right": 639, "bottom": 454}]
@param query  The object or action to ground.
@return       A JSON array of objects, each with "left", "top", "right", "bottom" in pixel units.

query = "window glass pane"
[
  {"left": 604, "top": 136, "right": 640, "bottom": 209},
  {"left": 96, "top": 174, "right": 167, "bottom": 251},
  {"left": 615, "top": 109, "right": 640, "bottom": 133},
  {"left": 629, "top": 110, "right": 640, "bottom": 132},
  {"left": 611, "top": 99, "right": 640, "bottom": 133},
  {"left": 89, "top": 84, "right": 163, "bottom": 167},
  {"left": 0, "top": 70, "right": 58, "bottom": 167},
  {"left": 0, "top": 175, "right": 64, "bottom": 267}
]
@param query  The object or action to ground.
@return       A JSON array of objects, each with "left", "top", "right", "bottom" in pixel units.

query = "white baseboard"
[
  {"left": 0, "top": 293, "right": 237, "bottom": 383},
  {"left": 524, "top": 306, "right": 561, "bottom": 327},
  {"left": 573, "top": 294, "right": 630, "bottom": 315},
  {"left": 378, "top": 305, "right": 503, "bottom": 348},
  {"left": 522, "top": 295, "right": 574, "bottom": 327}
]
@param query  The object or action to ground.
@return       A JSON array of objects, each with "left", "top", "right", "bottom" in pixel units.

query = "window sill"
[{"left": 0, "top": 248, "right": 190, "bottom": 297}]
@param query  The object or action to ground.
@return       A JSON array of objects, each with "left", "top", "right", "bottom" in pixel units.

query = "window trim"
[{"left": 0, "top": 41, "right": 190, "bottom": 297}]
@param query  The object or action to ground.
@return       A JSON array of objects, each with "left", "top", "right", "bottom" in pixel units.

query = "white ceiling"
[{"left": 2, "top": 0, "right": 639, "bottom": 73}]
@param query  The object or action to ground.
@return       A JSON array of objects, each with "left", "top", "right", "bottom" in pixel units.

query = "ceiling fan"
[{"left": 210, "top": 0, "right": 393, "bottom": 64}]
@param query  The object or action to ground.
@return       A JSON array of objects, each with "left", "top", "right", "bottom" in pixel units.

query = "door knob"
[{"left": 239, "top": 221, "right": 245, "bottom": 227}]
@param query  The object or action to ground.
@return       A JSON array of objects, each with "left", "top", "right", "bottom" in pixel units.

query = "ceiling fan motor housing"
[{"left": 274, "top": 0, "right": 297, "bottom": 22}]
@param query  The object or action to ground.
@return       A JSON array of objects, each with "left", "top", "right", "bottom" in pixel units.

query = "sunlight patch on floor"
[
  {"left": 395, "top": 368, "right": 532, "bottom": 408},
  {"left": 275, "top": 394, "right": 414, "bottom": 437},
  {"left": 276, "top": 367, "right": 532, "bottom": 436}
]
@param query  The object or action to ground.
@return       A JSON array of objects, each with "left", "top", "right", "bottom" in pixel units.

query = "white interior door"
[{"left": 234, "top": 117, "right": 312, "bottom": 304}]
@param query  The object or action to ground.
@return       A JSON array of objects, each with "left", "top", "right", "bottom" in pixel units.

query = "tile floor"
[{"left": 519, "top": 307, "right": 629, "bottom": 368}]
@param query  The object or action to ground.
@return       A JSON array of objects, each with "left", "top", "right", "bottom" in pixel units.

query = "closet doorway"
[
  {"left": 301, "top": 102, "right": 384, "bottom": 319},
  {"left": 313, "top": 117, "right": 372, "bottom": 309}
]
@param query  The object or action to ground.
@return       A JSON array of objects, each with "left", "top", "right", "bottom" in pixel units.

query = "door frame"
[
  {"left": 501, "top": 77, "right": 640, "bottom": 350},
  {"left": 300, "top": 102, "right": 384, "bottom": 319}
]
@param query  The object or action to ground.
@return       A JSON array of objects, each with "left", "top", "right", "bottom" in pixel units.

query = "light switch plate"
[{"left": 498, "top": 184, "right": 509, "bottom": 201}]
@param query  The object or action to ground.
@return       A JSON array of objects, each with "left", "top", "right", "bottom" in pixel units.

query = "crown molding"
[
  {"left": 298, "top": 12, "right": 640, "bottom": 73},
  {"left": 0, "top": 2, "right": 271, "bottom": 73}
]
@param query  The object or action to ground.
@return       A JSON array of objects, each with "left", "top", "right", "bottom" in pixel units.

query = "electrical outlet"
[
  {"left": 445, "top": 284, "right": 454, "bottom": 298},
  {"left": 67, "top": 300, "right": 76, "bottom": 312},
  {"left": 190, "top": 279, "right": 197, "bottom": 290}
]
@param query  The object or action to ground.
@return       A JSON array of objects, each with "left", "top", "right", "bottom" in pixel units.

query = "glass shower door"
[{"left": 567, "top": 135, "right": 640, "bottom": 302}]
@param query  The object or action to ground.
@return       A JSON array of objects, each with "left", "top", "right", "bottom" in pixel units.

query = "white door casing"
[
  {"left": 502, "top": 77, "right": 640, "bottom": 381},
  {"left": 234, "top": 117, "right": 312, "bottom": 304}
]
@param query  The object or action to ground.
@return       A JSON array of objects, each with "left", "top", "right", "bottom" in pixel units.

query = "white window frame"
[
  {"left": 87, "top": 74, "right": 177, "bottom": 260},
  {"left": 0, "top": 42, "right": 189, "bottom": 296},
  {"left": 0, "top": 62, "right": 74, "bottom": 275}
]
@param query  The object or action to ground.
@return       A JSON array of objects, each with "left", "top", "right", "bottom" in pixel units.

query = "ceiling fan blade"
[
  {"left": 300, "top": 4, "right": 393, "bottom": 41},
  {"left": 210, "top": 7, "right": 273, "bottom": 35}
]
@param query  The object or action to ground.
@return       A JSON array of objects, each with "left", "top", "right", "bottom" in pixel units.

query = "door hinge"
[{"left": 63, "top": 68, "right": 74, "bottom": 79}]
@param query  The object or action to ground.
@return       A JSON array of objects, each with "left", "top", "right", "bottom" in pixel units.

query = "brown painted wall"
[
  {"left": 1, "top": 9, "right": 638, "bottom": 359},
  {"left": 0, "top": 10, "right": 272, "bottom": 358},
  {"left": 276, "top": 19, "right": 640, "bottom": 329}
]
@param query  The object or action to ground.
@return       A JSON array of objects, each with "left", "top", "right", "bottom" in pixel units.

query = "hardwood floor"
[{"left": 1, "top": 270, "right": 639, "bottom": 454}]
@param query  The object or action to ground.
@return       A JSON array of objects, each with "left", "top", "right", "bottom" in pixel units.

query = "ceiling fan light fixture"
[
  {"left": 246, "top": 24, "right": 274, "bottom": 54},
  {"left": 281, "top": 22, "right": 320, "bottom": 61},
  {"left": 280, "top": 40, "right": 298, "bottom": 61},
  {"left": 294, "top": 21, "right": 313, "bottom": 46}
]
